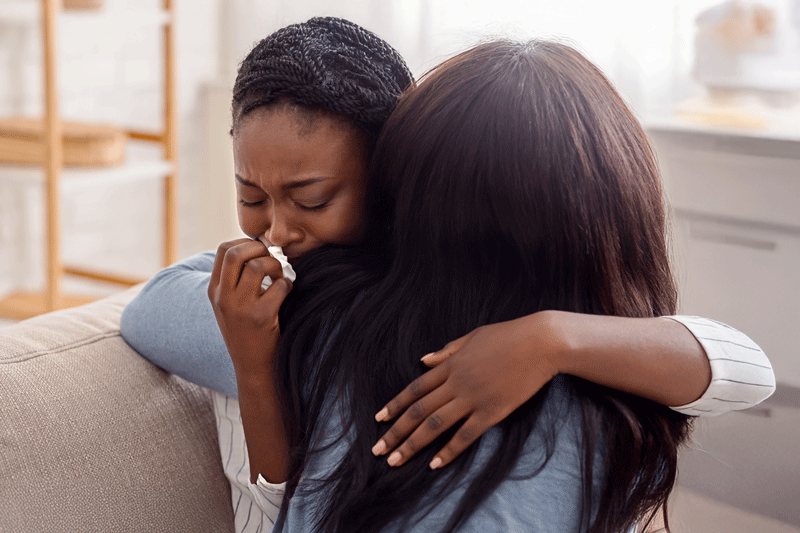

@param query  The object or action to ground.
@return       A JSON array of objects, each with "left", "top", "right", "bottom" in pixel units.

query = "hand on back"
[{"left": 372, "top": 313, "right": 560, "bottom": 470}]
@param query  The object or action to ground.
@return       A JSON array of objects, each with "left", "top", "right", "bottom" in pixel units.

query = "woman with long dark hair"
[
  {"left": 122, "top": 18, "right": 774, "bottom": 533},
  {"left": 211, "top": 39, "right": 712, "bottom": 532}
]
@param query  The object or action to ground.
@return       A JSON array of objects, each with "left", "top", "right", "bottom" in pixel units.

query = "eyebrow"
[{"left": 235, "top": 174, "right": 328, "bottom": 190}]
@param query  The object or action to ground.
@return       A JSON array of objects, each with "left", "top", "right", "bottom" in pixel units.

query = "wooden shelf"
[
  {"left": 0, "top": 142, "right": 173, "bottom": 189},
  {"left": 0, "top": 290, "right": 98, "bottom": 321},
  {"left": 0, "top": 0, "right": 177, "bottom": 319}
]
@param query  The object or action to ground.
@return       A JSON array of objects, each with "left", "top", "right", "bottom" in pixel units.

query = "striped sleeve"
[
  {"left": 249, "top": 475, "right": 287, "bottom": 526},
  {"left": 213, "top": 391, "right": 285, "bottom": 532},
  {"left": 665, "top": 316, "right": 776, "bottom": 416}
]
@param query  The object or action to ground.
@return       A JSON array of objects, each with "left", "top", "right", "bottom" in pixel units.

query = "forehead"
[{"left": 233, "top": 106, "right": 369, "bottom": 183}]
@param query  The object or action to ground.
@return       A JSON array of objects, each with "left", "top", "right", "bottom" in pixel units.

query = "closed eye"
[
  {"left": 239, "top": 199, "right": 264, "bottom": 207},
  {"left": 295, "top": 201, "right": 329, "bottom": 211}
]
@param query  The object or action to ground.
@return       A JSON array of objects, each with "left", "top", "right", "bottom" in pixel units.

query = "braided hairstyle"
[{"left": 232, "top": 17, "right": 414, "bottom": 145}]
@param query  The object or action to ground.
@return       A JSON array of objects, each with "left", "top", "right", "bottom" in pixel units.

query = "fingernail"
[
  {"left": 387, "top": 451, "right": 402, "bottom": 467},
  {"left": 375, "top": 407, "right": 388, "bottom": 422},
  {"left": 372, "top": 440, "right": 386, "bottom": 456},
  {"left": 429, "top": 457, "right": 443, "bottom": 470},
  {"left": 420, "top": 352, "right": 435, "bottom": 362}
]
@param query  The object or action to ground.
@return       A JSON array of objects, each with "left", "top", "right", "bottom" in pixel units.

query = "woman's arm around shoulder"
[
  {"left": 120, "top": 251, "right": 238, "bottom": 397},
  {"left": 371, "top": 311, "right": 775, "bottom": 470},
  {"left": 551, "top": 312, "right": 776, "bottom": 413}
]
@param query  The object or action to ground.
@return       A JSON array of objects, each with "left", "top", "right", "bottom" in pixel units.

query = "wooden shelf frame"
[{"left": 0, "top": 0, "right": 178, "bottom": 320}]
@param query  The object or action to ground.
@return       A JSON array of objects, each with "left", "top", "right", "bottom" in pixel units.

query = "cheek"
[
  {"left": 326, "top": 199, "right": 368, "bottom": 244},
  {"left": 236, "top": 205, "right": 261, "bottom": 240}
]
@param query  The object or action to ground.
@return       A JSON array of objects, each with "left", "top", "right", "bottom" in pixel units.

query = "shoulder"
[
  {"left": 404, "top": 377, "right": 590, "bottom": 533},
  {"left": 157, "top": 250, "right": 216, "bottom": 276}
]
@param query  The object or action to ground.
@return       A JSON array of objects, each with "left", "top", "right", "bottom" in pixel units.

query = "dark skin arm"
[
  {"left": 372, "top": 310, "right": 711, "bottom": 469},
  {"left": 208, "top": 238, "right": 293, "bottom": 484}
]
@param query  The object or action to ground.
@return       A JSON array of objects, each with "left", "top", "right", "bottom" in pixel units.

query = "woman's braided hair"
[{"left": 232, "top": 17, "right": 414, "bottom": 144}]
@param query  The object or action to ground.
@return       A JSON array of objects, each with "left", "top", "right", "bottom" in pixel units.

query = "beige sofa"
[{"left": 0, "top": 286, "right": 235, "bottom": 533}]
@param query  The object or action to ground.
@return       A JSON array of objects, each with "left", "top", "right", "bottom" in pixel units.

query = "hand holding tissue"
[{"left": 257, "top": 236, "right": 297, "bottom": 291}]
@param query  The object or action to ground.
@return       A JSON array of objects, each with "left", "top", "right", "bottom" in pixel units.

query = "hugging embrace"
[{"left": 121, "top": 17, "right": 775, "bottom": 533}]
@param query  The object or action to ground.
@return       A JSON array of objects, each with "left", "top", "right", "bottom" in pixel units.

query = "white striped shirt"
[
  {"left": 214, "top": 316, "right": 775, "bottom": 532},
  {"left": 666, "top": 316, "right": 776, "bottom": 416},
  {"left": 213, "top": 392, "right": 284, "bottom": 533}
]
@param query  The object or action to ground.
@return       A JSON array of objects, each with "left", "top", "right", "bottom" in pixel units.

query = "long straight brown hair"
[{"left": 276, "top": 39, "right": 691, "bottom": 533}]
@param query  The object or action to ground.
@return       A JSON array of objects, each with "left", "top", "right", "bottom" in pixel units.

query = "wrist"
[
  {"left": 531, "top": 310, "right": 577, "bottom": 378},
  {"left": 235, "top": 366, "right": 276, "bottom": 394}
]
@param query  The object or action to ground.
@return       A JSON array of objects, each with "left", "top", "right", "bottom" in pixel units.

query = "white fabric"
[
  {"left": 256, "top": 240, "right": 297, "bottom": 291},
  {"left": 666, "top": 316, "right": 776, "bottom": 416},
  {"left": 213, "top": 391, "right": 285, "bottom": 533}
]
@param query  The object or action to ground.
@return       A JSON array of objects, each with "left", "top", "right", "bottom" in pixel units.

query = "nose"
[{"left": 265, "top": 209, "right": 302, "bottom": 249}]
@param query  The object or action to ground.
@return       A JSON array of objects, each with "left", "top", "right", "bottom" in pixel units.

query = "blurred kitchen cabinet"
[
  {"left": 673, "top": 210, "right": 800, "bottom": 388},
  {"left": 647, "top": 120, "right": 800, "bottom": 529},
  {"left": 648, "top": 120, "right": 800, "bottom": 389}
]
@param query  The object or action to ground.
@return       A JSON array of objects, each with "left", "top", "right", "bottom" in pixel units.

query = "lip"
[
  {"left": 281, "top": 247, "right": 306, "bottom": 261},
  {"left": 277, "top": 250, "right": 298, "bottom": 262}
]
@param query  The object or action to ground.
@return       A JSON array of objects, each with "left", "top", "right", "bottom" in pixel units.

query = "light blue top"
[
  {"left": 121, "top": 251, "right": 238, "bottom": 397},
  {"left": 274, "top": 374, "right": 598, "bottom": 532}
]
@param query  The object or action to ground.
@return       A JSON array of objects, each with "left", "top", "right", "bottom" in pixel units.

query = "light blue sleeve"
[{"left": 120, "top": 251, "right": 238, "bottom": 398}]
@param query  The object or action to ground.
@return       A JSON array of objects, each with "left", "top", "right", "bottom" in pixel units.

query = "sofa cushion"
[{"left": 0, "top": 286, "right": 235, "bottom": 532}]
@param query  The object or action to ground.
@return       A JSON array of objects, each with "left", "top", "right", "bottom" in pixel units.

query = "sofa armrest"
[{"left": 0, "top": 286, "right": 234, "bottom": 532}]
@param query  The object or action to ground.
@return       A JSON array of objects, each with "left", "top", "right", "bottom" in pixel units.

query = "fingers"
[
  {"left": 260, "top": 275, "right": 293, "bottom": 318},
  {"left": 426, "top": 416, "right": 487, "bottom": 470},
  {"left": 208, "top": 239, "right": 292, "bottom": 318},
  {"left": 375, "top": 364, "right": 448, "bottom": 422},
  {"left": 231, "top": 252, "right": 292, "bottom": 319},
  {"left": 209, "top": 238, "right": 253, "bottom": 291},
  {"left": 372, "top": 386, "right": 457, "bottom": 464},
  {"left": 238, "top": 255, "right": 286, "bottom": 294},
  {"left": 420, "top": 335, "right": 469, "bottom": 367},
  {"left": 217, "top": 240, "right": 273, "bottom": 292}
]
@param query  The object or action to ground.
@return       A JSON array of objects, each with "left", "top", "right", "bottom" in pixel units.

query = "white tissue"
[{"left": 257, "top": 236, "right": 297, "bottom": 291}]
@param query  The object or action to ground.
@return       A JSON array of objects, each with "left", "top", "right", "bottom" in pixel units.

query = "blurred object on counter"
[
  {"left": 674, "top": 89, "right": 800, "bottom": 131},
  {"left": 680, "top": 0, "right": 800, "bottom": 130},
  {"left": 675, "top": 91, "right": 770, "bottom": 129},
  {"left": 713, "top": 1, "right": 775, "bottom": 52},
  {"left": 0, "top": 117, "right": 126, "bottom": 167},
  {"left": 693, "top": 0, "right": 800, "bottom": 94}
]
